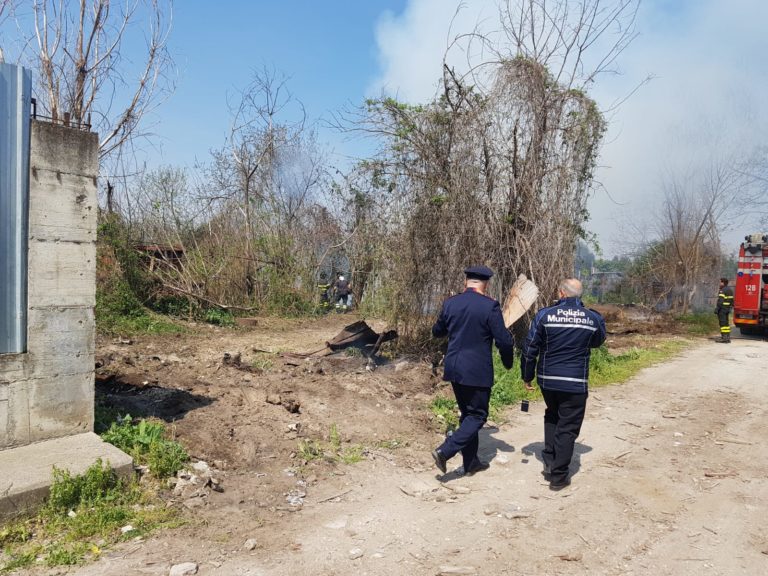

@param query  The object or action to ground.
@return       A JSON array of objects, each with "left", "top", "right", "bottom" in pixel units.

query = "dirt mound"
[{"left": 95, "top": 316, "right": 436, "bottom": 472}]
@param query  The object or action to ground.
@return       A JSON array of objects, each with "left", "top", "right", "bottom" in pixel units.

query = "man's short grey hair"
[{"left": 559, "top": 278, "right": 583, "bottom": 297}]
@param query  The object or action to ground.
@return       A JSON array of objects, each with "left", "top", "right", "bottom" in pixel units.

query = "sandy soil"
[{"left": 15, "top": 316, "right": 768, "bottom": 575}]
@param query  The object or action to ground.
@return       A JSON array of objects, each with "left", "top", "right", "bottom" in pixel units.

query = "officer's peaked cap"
[{"left": 464, "top": 265, "right": 494, "bottom": 280}]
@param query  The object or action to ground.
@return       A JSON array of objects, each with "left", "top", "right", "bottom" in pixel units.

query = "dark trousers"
[
  {"left": 718, "top": 311, "right": 731, "bottom": 335},
  {"left": 541, "top": 389, "right": 588, "bottom": 483},
  {"left": 438, "top": 383, "right": 490, "bottom": 471}
]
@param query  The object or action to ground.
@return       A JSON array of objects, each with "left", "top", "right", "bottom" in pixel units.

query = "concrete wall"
[{"left": 0, "top": 120, "right": 98, "bottom": 449}]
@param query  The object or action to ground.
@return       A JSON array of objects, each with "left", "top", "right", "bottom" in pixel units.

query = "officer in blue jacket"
[
  {"left": 521, "top": 278, "right": 606, "bottom": 490},
  {"left": 431, "top": 265, "right": 515, "bottom": 476}
]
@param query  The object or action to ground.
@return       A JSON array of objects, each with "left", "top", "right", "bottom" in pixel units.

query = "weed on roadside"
[
  {"left": 589, "top": 340, "right": 687, "bottom": 386},
  {"left": 101, "top": 416, "right": 188, "bottom": 479},
  {"left": 429, "top": 394, "right": 460, "bottom": 432},
  {"left": 374, "top": 438, "right": 406, "bottom": 450},
  {"left": 296, "top": 424, "right": 366, "bottom": 465},
  {"left": 0, "top": 461, "right": 179, "bottom": 572},
  {"left": 251, "top": 352, "right": 274, "bottom": 372},
  {"left": 674, "top": 312, "right": 720, "bottom": 336}
]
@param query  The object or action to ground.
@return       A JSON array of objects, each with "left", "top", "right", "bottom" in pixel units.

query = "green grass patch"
[
  {"left": 96, "top": 308, "right": 184, "bottom": 336},
  {"left": 588, "top": 340, "right": 687, "bottom": 386},
  {"left": 251, "top": 352, "right": 274, "bottom": 372},
  {"left": 429, "top": 339, "right": 688, "bottom": 431},
  {"left": 430, "top": 394, "right": 461, "bottom": 432},
  {"left": 674, "top": 312, "right": 720, "bottom": 336},
  {"left": 101, "top": 416, "right": 188, "bottom": 479},
  {"left": 297, "top": 424, "right": 366, "bottom": 465},
  {"left": 0, "top": 461, "right": 180, "bottom": 572}
]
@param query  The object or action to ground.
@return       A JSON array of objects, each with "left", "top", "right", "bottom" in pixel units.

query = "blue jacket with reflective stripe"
[
  {"left": 432, "top": 289, "right": 515, "bottom": 388},
  {"left": 521, "top": 297, "right": 606, "bottom": 393}
]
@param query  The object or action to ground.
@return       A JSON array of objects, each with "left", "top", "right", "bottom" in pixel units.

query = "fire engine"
[{"left": 734, "top": 233, "right": 768, "bottom": 334}]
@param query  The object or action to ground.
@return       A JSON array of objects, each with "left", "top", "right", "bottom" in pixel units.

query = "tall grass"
[{"left": 674, "top": 312, "right": 720, "bottom": 336}]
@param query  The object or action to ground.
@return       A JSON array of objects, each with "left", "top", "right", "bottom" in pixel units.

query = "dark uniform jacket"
[
  {"left": 521, "top": 297, "right": 606, "bottom": 393},
  {"left": 432, "top": 288, "right": 514, "bottom": 388},
  {"left": 715, "top": 286, "right": 734, "bottom": 315},
  {"left": 334, "top": 279, "right": 350, "bottom": 296}
]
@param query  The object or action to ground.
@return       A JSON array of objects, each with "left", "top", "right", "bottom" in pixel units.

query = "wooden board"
[{"left": 501, "top": 274, "right": 539, "bottom": 327}]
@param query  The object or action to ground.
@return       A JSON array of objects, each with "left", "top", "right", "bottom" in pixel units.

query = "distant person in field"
[
  {"left": 431, "top": 265, "right": 515, "bottom": 477},
  {"left": 333, "top": 273, "right": 352, "bottom": 311},
  {"left": 715, "top": 277, "right": 734, "bottom": 343},
  {"left": 521, "top": 278, "right": 606, "bottom": 490}
]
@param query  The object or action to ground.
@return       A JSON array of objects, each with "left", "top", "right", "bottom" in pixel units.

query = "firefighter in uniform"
[
  {"left": 715, "top": 277, "right": 734, "bottom": 343},
  {"left": 521, "top": 278, "right": 606, "bottom": 490},
  {"left": 431, "top": 265, "right": 515, "bottom": 477}
]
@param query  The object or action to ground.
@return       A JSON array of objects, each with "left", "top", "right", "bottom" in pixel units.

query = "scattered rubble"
[{"left": 169, "top": 562, "right": 198, "bottom": 576}]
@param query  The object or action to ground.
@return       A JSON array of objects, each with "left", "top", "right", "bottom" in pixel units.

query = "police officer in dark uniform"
[
  {"left": 431, "top": 265, "right": 515, "bottom": 476},
  {"left": 715, "top": 277, "right": 734, "bottom": 343},
  {"left": 521, "top": 278, "right": 606, "bottom": 490}
]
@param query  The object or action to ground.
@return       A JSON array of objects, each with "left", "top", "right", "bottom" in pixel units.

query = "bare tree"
[
  {"left": 630, "top": 158, "right": 752, "bottom": 313},
  {"left": 339, "top": 0, "right": 640, "bottom": 344},
  {"left": 735, "top": 147, "right": 768, "bottom": 228},
  {"left": 179, "top": 68, "right": 333, "bottom": 310},
  {"left": 0, "top": 0, "right": 17, "bottom": 61},
  {"left": 27, "top": 0, "right": 173, "bottom": 164}
]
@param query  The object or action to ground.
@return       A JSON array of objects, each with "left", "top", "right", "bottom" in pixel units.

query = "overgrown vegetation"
[
  {"left": 0, "top": 410, "right": 189, "bottom": 571},
  {"left": 0, "top": 461, "right": 179, "bottom": 572},
  {"left": 101, "top": 416, "right": 188, "bottom": 479},
  {"left": 297, "top": 424, "right": 366, "bottom": 465},
  {"left": 96, "top": 282, "right": 184, "bottom": 336},
  {"left": 71, "top": 0, "right": 645, "bottom": 342},
  {"left": 430, "top": 339, "right": 688, "bottom": 432},
  {"left": 674, "top": 312, "right": 720, "bottom": 336}
]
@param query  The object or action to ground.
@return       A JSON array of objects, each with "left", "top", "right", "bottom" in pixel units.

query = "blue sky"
[{"left": 152, "top": 1, "right": 408, "bottom": 167}]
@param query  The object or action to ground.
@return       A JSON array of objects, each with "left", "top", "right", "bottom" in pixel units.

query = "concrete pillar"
[{"left": 0, "top": 120, "right": 98, "bottom": 448}]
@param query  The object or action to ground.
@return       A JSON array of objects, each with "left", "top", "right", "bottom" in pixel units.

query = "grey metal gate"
[{"left": 0, "top": 62, "right": 31, "bottom": 354}]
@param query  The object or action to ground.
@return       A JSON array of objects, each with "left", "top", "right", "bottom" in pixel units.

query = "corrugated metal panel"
[{"left": 0, "top": 63, "right": 31, "bottom": 354}]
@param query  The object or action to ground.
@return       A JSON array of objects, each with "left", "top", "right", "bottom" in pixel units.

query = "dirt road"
[{"left": 51, "top": 337, "right": 768, "bottom": 575}]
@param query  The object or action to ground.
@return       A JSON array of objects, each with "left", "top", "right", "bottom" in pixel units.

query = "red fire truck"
[{"left": 734, "top": 233, "right": 768, "bottom": 334}]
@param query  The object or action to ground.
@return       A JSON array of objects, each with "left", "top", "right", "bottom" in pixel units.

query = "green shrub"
[
  {"left": 152, "top": 295, "right": 194, "bottom": 317},
  {"left": 203, "top": 307, "right": 235, "bottom": 326},
  {"left": 148, "top": 440, "right": 189, "bottom": 479},
  {"left": 101, "top": 416, "right": 188, "bottom": 479},
  {"left": 46, "top": 462, "right": 121, "bottom": 513},
  {"left": 96, "top": 281, "right": 183, "bottom": 336}
]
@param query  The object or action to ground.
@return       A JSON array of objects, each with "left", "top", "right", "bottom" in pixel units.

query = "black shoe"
[
  {"left": 431, "top": 449, "right": 447, "bottom": 474},
  {"left": 541, "top": 470, "right": 552, "bottom": 481},
  {"left": 464, "top": 460, "right": 490, "bottom": 476},
  {"left": 549, "top": 477, "right": 571, "bottom": 491}
]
